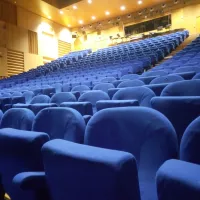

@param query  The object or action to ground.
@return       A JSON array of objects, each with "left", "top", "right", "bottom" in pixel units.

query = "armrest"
[
  {"left": 156, "top": 159, "right": 200, "bottom": 200},
  {"left": 11, "top": 172, "right": 50, "bottom": 200}
]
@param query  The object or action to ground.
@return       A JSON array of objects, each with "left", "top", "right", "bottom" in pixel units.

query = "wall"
[{"left": 0, "top": 2, "right": 72, "bottom": 77}]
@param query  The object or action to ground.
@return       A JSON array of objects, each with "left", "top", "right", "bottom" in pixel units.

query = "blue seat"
[
  {"left": 93, "top": 83, "right": 115, "bottom": 93},
  {"left": 172, "top": 72, "right": 195, "bottom": 80},
  {"left": 142, "top": 70, "right": 168, "bottom": 77},
  {"left": 161, "top": 80, "right": 200, "bottom": 96},
  {"left": 62, "top": 83, "right": 71, "bottom": 92},
  {"left": 120, "top": 74, "right": 140, "bottom": 80},
  {"left": 13, "top": 139, "right": 140, "bottom": 200},
  {"left": 96, "top": 100, "right": 139, "bottom": 111},
  {"left": 0, "top": 108, "right": 35, "bottom": 130},
  {"left": 139, "top": 76, "right": 158, "bottom": 84},
  {"left": 29, "top": 103, "right": 57, "bottom": 115},
  {"left": 32, "top": 107, "right": 85, "bottom": 143},
  {"left": 100, "top": 77, "right": 116, "bottom": 83},
  {"left": 42, "top": 87, "right": 56, "bottom": 96},
  {"left": 173, "top": 66, "right": 200, "bottom": 74},
  {"left": 151, "top": 97, "right": 200, "bottom": 144},
  {"left": 60, "top": 102, "right": 93, "bottom": 116},
  {"left": 192, "top": 72, "right": 200, "bottom": 80},
  {"left": 52, "top": 83, "right": 62, "bottom": 93},
  {"left": 85, "top": 107, "right": 178, "bottom": 200},
  {"left": 0, "top": 128, "right": 49, "bottom": 198},
  {"left": 113, "top": 87, "right": 155, "bottom": 107},
  {"left": 150, "top": 75, "right": 183, "bottom": 84},
  {"left": 117, "top": 80, "right": 145, "bottom": 88},
  {"left": 22, "top": 91, "right": 35, "bottom": 103},
  {"left": 78, "top": 91, "right": 110, "bottom": 113},
  {"left": 71, "top": 85, "right": 90, "bottom": 93},
  {"left": 12, "top": 92, "right": 22, "bottom": 97},
  {"left": 30, "top": 95, "right": 50, "bottom": 104},
  {"left": 50, "top": 92, "right": 76, "bottom": 106},
  {"left": 144, "top": 83, "right": 169, "bottom": 96}
]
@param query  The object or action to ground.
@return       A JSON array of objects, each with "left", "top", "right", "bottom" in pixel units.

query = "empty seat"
[
  {"left": 161, "top": 80, "right": 200, "bottom": 96},
  {"left": 100, "top": 77, "right": 116, "bottom": 83},
  {"left": 173, "top": 72, "right": 196, "bottom": 80},
  {"left": 120, "top": 74, "right": 140, "bottom": 80},
  {"left": 30, "top": 95, "right": 51, "bottom": 104},
  {"left": 71, "top": 85, "right": 90, "bottom": 93},
  {"left": 78, "top": 91, "right": 110, "bottom": 113},
  {"left": 30, "top": 103, "right": 57, "bottom": 115},
  {"left": 50, "top": 92, "right": 76, "bottom": 106},
  {"left": 93, "top": 83, "right": 115, "bottom": 93},
  {"left": 151, "top": 97, "right": 200, "bottom": 144},
  {"left": 150, "top": 75, "right": 184, "bottom": 84},
  {"left": 117, "top": 80, "right": 145, "bottom": 88},
  {"left": 60, "top": 102, "right": 93, "bottom": 116},
  {"left": 96, "top": 100, "right": 139, "bottom": 111},
  {"left": 12, "top": 92, "right": 22, "bottom": 97},
  {"left": 173, "top": 66, "right": 200, "bottom": 74},
  {"left": 145, "top": 83, "right": 169, "bottom": 96},
  {"left": 22, "top": 91, "right": 35, "bottom": 104},
  {"left": 0, "top": 108, "right": 35, "bottom": 130},
  {"left": 32, "top": 107, "right": 85, "bottom": 143},
  {"left": 42, "top": 87, "right": 56, "bottom": 96},
  {"left": 85, "top": 107, "right": 178, "bottom": 200},
  {"left": 62, "top": 83, "right": 71, "bottom": 92},
  {"left": 108, "top": 88, "right": 121, "bottom": 99},
  {"left": 113, "top": 87, "right": 155, "bottom": 107},
  {"left": 142, "top": 70, "right": 168, "bottom": 77},
  {"left": 192, "top": 72, "right": 200, "bottom": 80},
  {"left": 52, "top": 83, "right": 62, "bottom": 93},
  {"left": 139, "top": 76, "right": 158, "bottom": 84}
]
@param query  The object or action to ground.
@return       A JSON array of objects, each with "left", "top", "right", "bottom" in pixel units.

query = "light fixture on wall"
[
  {"left": 88, "top": 0, "right": 92, "bottom": 4},
  {"left": 138, "top": 0, "right": 142, "bottom": 5},
  {"left": 91, "top": 16, "right": 96, "bottom": 20},
  {"left": 73, "top": 5, "right": 78, "bottom": 10},
  {"left": 105, "top": 11, "right": 110, "bottom": 16},
  {"left": 59, "top": 10, "right": 64, "bottom": 14},
  {"left": 79, "top": 20, "right": 83, "bottom": 24},
  {"left": 120, "top": 6, "right": 126, "bottom": 11}
]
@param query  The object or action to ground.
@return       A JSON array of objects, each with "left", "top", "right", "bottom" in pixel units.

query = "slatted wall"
[
  {"left": 28, "top": 30, "right": 38, "bottom": 55},
  {"left": 58, "top": 40, "right": 71, "bottom": 57},
  {"left": 7, "top": 49, "right": 24, "bottom": 77}
]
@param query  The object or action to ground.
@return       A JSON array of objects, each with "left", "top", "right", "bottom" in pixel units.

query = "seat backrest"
[
  {"left": 161, "top": 80, "right": 200, "bottom": 96},
  {"left": 192, "top": 72, "right": 200, "bottom": 80},
  {"left": 42, "top": 139, "right": 140, "bottom": 200},
  {"left": 62, "top": 83, "right": 71, "bottom": 92},
  {"left": 71, "top": 85, "right": 90, "bottom": 92},
  {"left": 30, "top": 95, "right": 50, "bottom": 104},
  {"left": 85, "top": 107, "right": 177, "bottom": 200},
  {"left": 50, "top": 92, "right": 76, "bottom": 106},
  {"left": 0, "top": 128, "right": 49, "bottom": 196},
  {"left": 93, "top": 83, "right": 115, "bottom": 93},
  {"left": 151, "top": 97, "right": 200, "bottom": 144},
  {"left": 174, "top": 66, "right": 200, "bottom": 74},
  {"left": 142, "top": 70, "right": 168, "bottom": 77},
  {"left": 78, "top": 91, "right": 110, "bottom": 112},
  {"left": 120, "top": 74, "right": 140, "bottom": 80},
  {"left": 150, "top": 75, "right": 184, "bottom": 84},
  {"left": 32, "top": 107, "right": 85, "bottom": 143},
  {"left": 100, "top": 77, "right": 116, "bottom": 83},
  {"left": 52, "top": 83, "right": 62, "bottom": 93},
  {"left": 12, "top": 92, "right": 22, "bottom": 97},
  {"left": 22, "top": 91, "right": 35, "bottom": 103},
  {"left": 113, "top": 86, "right": 155, "bottom": 107},
  {"left": 0, "top": 108, "right": 35, "bottom": 130},
  {"left": 117, "top": 80, "right": 145, "bottom": 88}
]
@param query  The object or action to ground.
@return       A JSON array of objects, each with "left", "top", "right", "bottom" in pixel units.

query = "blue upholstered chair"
[
  {"left": 50, "top": 92, "right": 76, "bottom": 106},
  {"left": 161, "top": 80, "right": 200, "bottom": 96},
  {"left": 78, "top": 91, "right": 110, "bottom": 113},
  {"left": 120, "top": 74, "right": 140, "bottom": 80},
  {"left": 144, "top": 83, "right": 169, "bottom": 96},
  {"left": 30, "top": 95, "right": 50, "bottom": 104},
  {"left": 22, "top": 91, "right": 35, "bottom": 104},
  {"left": 32, "top": 107, "right": 85, "bottom": 143},
  {"left": 71, "top": 85, "right": 90, "bottom": 93},
  {"left": 0, "top": 108, "right": 35, "bottom": 130},
  {"left": 100, "top": 77, "right": 116, "bottom": 83},
  {"left": 150, "top": 75, "right": 183, "bottom": 84},
  {"left": 85, "top": 107, "right": 178, "bottom": 200},
  {"left": 117, "top": 80, "right": 145, "bottom": 88},
  {"left": 142, "top": 70, "right": 168, "bottom": 77},
  {"left": 113, "top": 87, "right": 155, "bottom": 107},
  {"left": 93, "top": 83, "right": 115, "bottom": 93},
  {"left": 12, "top": 92, "right": 22, "bottom": 97}
]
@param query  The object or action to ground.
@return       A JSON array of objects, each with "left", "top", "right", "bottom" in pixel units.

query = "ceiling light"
[
  {"left": 73, "top": 5, "right": 78, "bottom": 9},
  {"left": 120, "top": 6, "right": 126, "bottom": 11},
  {"left": 79, "top": 20, "right": 83, "bottom": 24},
  {"left": 138, "top": 1, "right": 142, "bottom": 5},
  {"left": 105, "top": 11, "right": 110, "bottom": 15},
  {"left": 88, "top": 0, "right": 92, "bottom": 4},
  {"left": 59, "top": 10, "right": 64, "bottom": 14},
  {"left": 67, "top": 24, "right": 71, "bottom": 27},
  {"left": 48, "top": 16, "right": 51, "bottom": 19},
  {"left": 91, "top": 16, "right": 96, "bottom": 20}
]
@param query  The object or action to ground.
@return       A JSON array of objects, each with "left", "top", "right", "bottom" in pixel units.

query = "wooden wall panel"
[
  {"left": 28, "top": 30, "right": 38, "bottom": 54},
  {"left": 0, "top": 21, "right": 6, "bottom": 48},
  {"left": 7, "top": 49, "right": 24, "bottom": 77},
  {"left": 0, "top": 47, "right": 7, "bottom": 77},
  {"left": 58, "top": 40, "right": 71, "bottom": 57},
  {"left": 24, "top": 53, "right": 43, "bottom": 72}
]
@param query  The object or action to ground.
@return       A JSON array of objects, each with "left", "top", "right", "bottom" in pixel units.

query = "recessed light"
[
  {"left": 73, "top": 5, "right": 78, "bottom": 9},
  {"left": 138, "top": 0, "right": 142, "bottom": 5},
  {"left": 79, "top": 20, "right": 83, "bottom": 24},
  {"left": 59, "top": 10, "right": 64, "bottom": 14},
  {"left": 105, "top": 11, "right": 110, "bottom": 15},
  {"left": 68, "top": 24, "right": 71, "bottom": 27},
  {"left": 48, "top": 16, "right": 51, "bottom": 19},
  {"left": 88, "top": 0, "right": 92, "bottom": 4},
  {"left": 120, "top": 6, "right": 126, "bottom": 11},
  {"left": 91, "top": 16, "right": 96, "bottom": 20}
]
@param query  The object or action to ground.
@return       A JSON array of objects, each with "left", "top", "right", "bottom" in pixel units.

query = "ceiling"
[{"left": 6, "top": 0, "right": 172, "bottom": 28}]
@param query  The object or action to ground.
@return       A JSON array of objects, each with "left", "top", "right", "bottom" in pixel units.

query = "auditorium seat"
[
  {"left": 93, "top": 83, "right": 115, "bottom": 93},
  {"left": 139, "top": 76, "right": 158, "bottom": 84},
  {"left": 113, "top": 87, "right": 155, "bottom": 107},
  {"left": 171, "top": 72, "right": 196, "bottom": 80},
  {"left": 173, "top": 66, "right": 200, "bottom": 74},
  {"left": 100, "top": 77, "right": 116, "bottom": 83},
  {"left": 117, "top": 80, "right": 145, "bottom": 88},
  {"left": 30, "top": 95, "right": 51, "bottom": 104},
  {"left": 151, "top": 97, "right": 200, "bottom": 144},
  {"left": 50, "top": 92, "right": 76, "bottom": 106},
  {"left": 0, "top": 108, "right": 35, "bottom": 130},
  {"left": 192, "top": 72, "right": 200, "bottom": 79},
  {"left": 150, "top": 75, "right": 184, "bottom": 84},
  {"left": 12, "top": 92, "right": 22, "bottom": 97},
  {"left": 161, "top": 80, "right": 200, "bottom": 96},
  {"left": 144, "top": 83, "right": 169, "bottom": 96},
  {"left": 85, "top": 107, "right": 178, "bottom": 200},
  {"left": 22, "top": 91, "right": 35, "bottom": 103},
  {"left": 120, "top": 74, "right": 140, "bottom": 80},
  {"left": 42, "top": 87, "right": 56, "bottom": 97},
  {"left": 32, "top": 107, "right": 85, "bottom": 143},
  {"left": 142, "top": 70, "right": 168, "bottom": 77},
  {"left": 52, "top": 83, "right": 62, "bottom": 93},
  {"left": 62, "top": 83, "right": 71, "bottom": 92},
  {"left": 71, "top": 85, "right": 90, "bottom": 93},
  {"left": 78, "top": 91, "right": 110, "bottom": 113}
]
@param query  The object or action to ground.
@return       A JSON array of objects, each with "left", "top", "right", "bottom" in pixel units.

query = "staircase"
[{"left": 156, "top": 34, "right": 199, "bottom": 66}]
